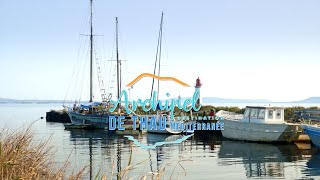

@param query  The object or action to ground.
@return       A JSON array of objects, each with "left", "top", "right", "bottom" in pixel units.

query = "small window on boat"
[
  {"left": 244, "top": 108, "right": 250, "bottom": 117},
  {"left": 276, "top": 110, "right": 281, "bottom": 119},
  {"left": 258, "top": 109, "right": 265, "bottom": 119},
  {"left": 268, "top": 110, "right": 274, "bottom": 119},
  {"left": 250, "top": 109, "right": 258, "bottom": 118}
]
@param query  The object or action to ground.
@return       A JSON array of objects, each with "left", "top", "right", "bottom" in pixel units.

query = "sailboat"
[
  {"left": 66, "top": 1, "right": 123, "bottom": 129},
  {"left": 147, "top": 12, "right": 183, "bottom": 135}
]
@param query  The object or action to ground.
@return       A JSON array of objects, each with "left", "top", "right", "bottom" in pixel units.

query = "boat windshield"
[
  {"left": 268, "top": 110, "right": 274, "bottom": 119},
  {"left": 258, "top": 109, "right": 265, "bottom": 119},
  {"left": 244, "top": 109, "right": 250, "bottom": 117}
]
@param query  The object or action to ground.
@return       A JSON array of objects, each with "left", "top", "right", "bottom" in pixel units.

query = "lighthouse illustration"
[{"left": 195, "top": 77, "right": 202, "bottom": 106}]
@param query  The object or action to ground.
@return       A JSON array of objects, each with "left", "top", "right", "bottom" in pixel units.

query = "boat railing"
[
  {"left": 290, "top": 109, "right": 320, "bottom": 125},
  {"left": 216, "top": 110, "right": 243, "bottom": 120}
]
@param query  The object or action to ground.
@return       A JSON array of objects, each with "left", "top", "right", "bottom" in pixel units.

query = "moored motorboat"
[{"left": 221, "top": 106, "right": 302, "bottom": 142}]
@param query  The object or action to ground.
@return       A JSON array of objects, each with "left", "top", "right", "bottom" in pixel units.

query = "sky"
[{"left": 0, "top": 0, "right": 320, "bottom": 102}]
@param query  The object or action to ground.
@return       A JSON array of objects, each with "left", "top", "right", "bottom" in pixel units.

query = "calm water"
[{"left": 1, "top": 103, "right": 320, "bottom": 180}]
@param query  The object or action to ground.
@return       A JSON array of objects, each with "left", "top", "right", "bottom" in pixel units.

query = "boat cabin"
[{"left": 241, "top": 106, "right": 285, "bottom": 124}]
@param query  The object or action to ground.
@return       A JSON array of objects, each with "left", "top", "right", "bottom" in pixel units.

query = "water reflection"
[
  {"left": 303, "top": 151, "right": 320, "bottom": 177},
  {"left": 3, "top": 104, "right": 320, "bottom": 179},
  {"left": 146, "top": 134, "right": 183, "bottom": 171},
  {"left": 218, "top": 140, "right": 311, "bottom": 178},
  {"left": 62, "top": 127, "right": 320, "bottom": 179},
  {"left": 66, "top": 129, "right": 137, "bottom": 179}
]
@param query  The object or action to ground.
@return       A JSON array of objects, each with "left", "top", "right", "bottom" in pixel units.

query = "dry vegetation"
[
  {"left": 0, "top": 123, "right": 184, "bottom": 180},
  {"left": 0, "top": 124, "right": 86, "bottom": 179}
]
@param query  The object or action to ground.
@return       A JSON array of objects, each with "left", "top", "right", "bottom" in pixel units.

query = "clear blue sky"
[{"left": 0, "top": 0, "right": 320, "bottom": 102}]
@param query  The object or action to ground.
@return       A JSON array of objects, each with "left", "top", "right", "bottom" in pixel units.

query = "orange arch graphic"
[{"left": 126, "top": 73, "right": 190, "bottom": 87}]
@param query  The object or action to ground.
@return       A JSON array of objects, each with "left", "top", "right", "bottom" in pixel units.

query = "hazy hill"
[
  {"left": 291, "top": 97, "right": 320, "bottom": 103},
  {"left": 202, "top": 97, "right": 271, "bottom": 103},
  {"left": 0, "top": 98, "right": 72, "bottom": 104}
]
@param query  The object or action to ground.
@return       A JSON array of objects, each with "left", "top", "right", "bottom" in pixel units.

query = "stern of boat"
[{"left": 277, "top": 124, "right": 303, "bottom": 142}]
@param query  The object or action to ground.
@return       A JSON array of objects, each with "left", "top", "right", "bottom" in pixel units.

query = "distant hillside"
[
  {"left": 202, "top": 97, "right": 271, "bottom": 103},
  {"left": 0, "top": 98, "right": 15, "bottom": 103},
  {"left": 0, "top": 98, "right": 73, "bottom": 104},
  {"left": 292, "top": 97, "right": 320, "bottom": 103}
]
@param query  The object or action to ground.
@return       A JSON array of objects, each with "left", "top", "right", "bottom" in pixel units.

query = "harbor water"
[{"left": 0, "top": 103, "right": 319, "bottom": 179}]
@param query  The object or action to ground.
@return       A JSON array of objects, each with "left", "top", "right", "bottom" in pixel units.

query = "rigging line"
[
  {"left": 69, "top": 37, "right": 87, "bottom": 103},
  {"left": 96, "top": 38, "right": 107, "bottom": 78},
  {"left": 71, "top": 4, "right": 91, "bottom": 103},
  {"left": 99, "top": 34, "right": 108, "bottom": 83},
  {"left": 161, "top": 20, "right": 170, "bottom": 73},
  {"left": 150, "top": 12, "right": 164, "bottom": 100},
  {"left": 63, "top": 34, "right": 83, "bottom": 105},
  {"left": 118, "top": 25, "right": 130, "bottom": 91},
  {"left": 78, "top": 42, "right": 91, "bottom": 102},
  {"left": 118, "top": 24, "right": 127, "bottom": 64},
  {"left": 64, "top": 7, "right": 91, "bottom": 105},
  {"left": 106, "top": 62, "right": 113, "bottom": 97},
  {"left": 111, "top": 67, "right": 117, "bottom": 97},
  {"left": 108, "top": 67, "right": 116, "bottom": 98},
  {"left": 157, "top": 12, "right": 163, "bottom": 101},
  {"left": 106, "top": 25, "right": 117, "bottom": 97},
  {"left": 74, "top": 50, "right": 85, "bottom": 102},
  {"left": 71, "top": 36, "right": 89, "bottom": 103},
  {"left": 64, "top": 33, "right": 89, "bottom": 104},
  {"left": 80, "top": 0, "right": 94, "bottom": 102},
  {"left": 94, "top": 46, "right": 107, "bottom": 101},
  {"left": 123, "top": 61, "right": 130, "bottom": 94}
]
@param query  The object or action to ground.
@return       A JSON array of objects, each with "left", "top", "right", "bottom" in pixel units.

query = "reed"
[
  {"left": 0, "top": 122, "right": 186, "bottom": 179},
  {"left": 0, "top": 124, "right": 86, "bottom": 179}
]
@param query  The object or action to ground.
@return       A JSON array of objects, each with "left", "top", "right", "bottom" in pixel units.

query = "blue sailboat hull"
[
  {"left": 67, "top": 111, "right": 110, "bottom": 129},
  {"left": 301, "top": 124, "right": 320, "bottom": 148}
]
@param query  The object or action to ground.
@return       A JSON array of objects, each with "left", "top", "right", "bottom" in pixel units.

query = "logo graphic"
[
  {"left": 107, "top": 73, "right": 224, "bottom": 149},
  {"left": 126, "top": 73, "right": 190, "bottom": 87},
  {"left": 124, "top": 134, "right": 194, "bottom": 149}
]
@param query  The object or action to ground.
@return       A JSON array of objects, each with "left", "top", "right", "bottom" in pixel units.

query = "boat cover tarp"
[{"left": 80, "top": 102, "right": 103, "bottom": 109}]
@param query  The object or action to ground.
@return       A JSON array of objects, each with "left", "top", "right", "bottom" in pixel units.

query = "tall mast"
[
  {"left": 89, "top": 0, "right": 93, "bottom": 102},
  {"left": 157, "top": 12, "right": 163, "bottom": 101},
  {"left": 115, "top": 17, "right": 122, "bottom": 114},
  {"left": 116, "top": 17, "right": 120, "bottom": 100},
  {"left": 150, "top": 12, "right": 164, "bottom": 101}
]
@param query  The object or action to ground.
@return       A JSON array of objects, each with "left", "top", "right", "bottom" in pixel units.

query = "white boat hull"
[{"left": 222, "top": 119, "right": 302, "bottom": 142}]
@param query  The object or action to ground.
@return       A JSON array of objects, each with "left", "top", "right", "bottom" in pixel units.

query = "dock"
[
  {"left": 64, "top": 123, "right": 98, "bottom": 130},
  {"left": 46, "top": 110, "right": 71, "bottom": 123}
]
